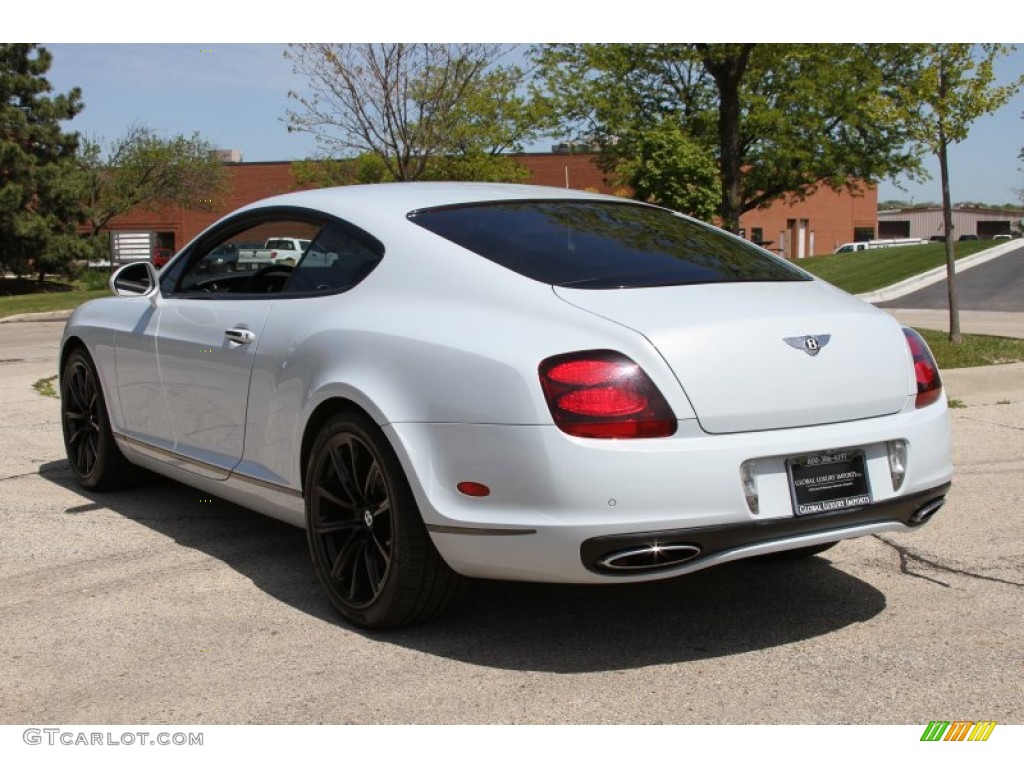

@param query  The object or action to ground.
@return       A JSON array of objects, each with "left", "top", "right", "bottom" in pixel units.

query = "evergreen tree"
[{"left": 0, "top": 44, "right": 86, "bottom": 280}]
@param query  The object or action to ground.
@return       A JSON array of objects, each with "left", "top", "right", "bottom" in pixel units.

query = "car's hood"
[{"left": 553, "top": 280, "right": 912, "bottom": 434}]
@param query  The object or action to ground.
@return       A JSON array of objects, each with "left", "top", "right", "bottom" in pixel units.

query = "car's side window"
[
  {"left": 173, "top": 217, "right": 323, "bottom": 297},
  {"left": 281, "top": 222, "right": 383, "bottom": 294}
]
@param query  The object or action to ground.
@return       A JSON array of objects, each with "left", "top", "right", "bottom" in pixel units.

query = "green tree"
[
  {"left": 611, "top": 117, "right": 720, "bottom": 220},
  {"left": 291, "top": 153, "right": 390, "bottom": 189},
  {"left": 902, "top": 44, "right": 1024, "bottom": 342},
  {"left": 531, "top": 44, "right": 921, "bottom": 229},
  {"left": 1019, "top": 122, "right": 1024, "bottom": 205},
  {"left": 78, "top": 124, "right": 228, "bottom": 252},
  {"left": 285, "top": 44, "right": 539, "bottom": 182},
  {"left": 0, "top": 44, "right": 87, "bottom": 280}
]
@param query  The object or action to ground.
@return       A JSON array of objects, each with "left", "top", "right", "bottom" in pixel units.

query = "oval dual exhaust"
[{"left": 596, "top": 543, "right": 702, "bottom": 572}]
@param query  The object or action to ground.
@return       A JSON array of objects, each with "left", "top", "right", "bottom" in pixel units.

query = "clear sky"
[{"left": 27, "top": 25, "right": 1024, "bottom": 207}]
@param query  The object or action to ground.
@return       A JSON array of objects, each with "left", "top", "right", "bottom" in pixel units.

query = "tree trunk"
[
  {"left": 938, "top": 127, "right": 960, "bottom": 343},
  {"left": 697, "top": 44, "right": 753, "bottom": 234},
  {"left": 717, "top": 76, "right": 743, "bottom": 234}
]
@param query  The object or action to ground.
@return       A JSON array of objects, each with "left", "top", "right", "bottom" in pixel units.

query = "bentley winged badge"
[{"left": 784, "top": 334, "right": 832, "bottom": 357}]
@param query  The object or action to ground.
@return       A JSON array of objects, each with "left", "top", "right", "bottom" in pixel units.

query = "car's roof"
[{"left": 235, "top": 182, "right": 625, "bottom": 220}]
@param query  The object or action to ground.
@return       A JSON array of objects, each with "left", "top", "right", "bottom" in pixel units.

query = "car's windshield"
[{"left": 408, "top": 200, "right": 809, "bottom": 289}]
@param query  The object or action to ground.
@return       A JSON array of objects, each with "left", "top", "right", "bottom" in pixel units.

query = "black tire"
[
  {"left": 760, "top": 541, "right": 838, "bottom": 561},
  {"left": 304, "top": 412, "right": 465, "bottom": 629},
  {"left": 60, "top": 347, "right": 134, "bottom": 491}
]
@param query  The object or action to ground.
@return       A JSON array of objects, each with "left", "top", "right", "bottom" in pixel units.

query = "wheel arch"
[
  {"left": 299, "top": 397, "right": 379, "bottom": 493},
  {"left": 59, "top": 334, "right": 88, "bottom": 371}
]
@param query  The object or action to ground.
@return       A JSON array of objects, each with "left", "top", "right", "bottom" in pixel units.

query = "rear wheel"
[
  {"left": 304, "top": 412, "right": 465, "bottom": 629},
  {"left": 60, "top": 348, "right": 133, "bottom": 490}
]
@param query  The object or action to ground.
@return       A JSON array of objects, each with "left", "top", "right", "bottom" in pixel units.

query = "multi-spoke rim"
[
  {"left": 62, "top": 359, "right": 101, "bottom": 479},
  {"left": 309, "top": 432, "right": 393, "bottom": 609}
]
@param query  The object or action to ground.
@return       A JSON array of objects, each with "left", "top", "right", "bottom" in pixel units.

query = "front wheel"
[
  {"left": 60, "top": 347, "right": 133, "bottom": 490},
  {"left": 304, "top": 412, "right": 465, "bottom": 629}
]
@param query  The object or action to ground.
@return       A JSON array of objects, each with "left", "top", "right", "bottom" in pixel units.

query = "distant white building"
[
  {"left": 877, "top": 206, "right": 1023, "bottom": 240},
  {"left": 213, "top": 149, "right": 244, "bottom": 163}
]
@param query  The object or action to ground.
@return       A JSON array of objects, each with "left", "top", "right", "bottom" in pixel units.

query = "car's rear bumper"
[
  {"left": 386, "top": 400, "right": 953, "bottom": 583},
  {"left": 578, "top": 482, "right": 949, "bottom": 575}
]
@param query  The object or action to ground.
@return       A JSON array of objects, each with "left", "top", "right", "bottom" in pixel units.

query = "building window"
[
  {"left": 854, "top": 227, "right": 875, "bottom": 242},
  {"left": 751, "top": 228, "right": 764, "bottom": 245}
]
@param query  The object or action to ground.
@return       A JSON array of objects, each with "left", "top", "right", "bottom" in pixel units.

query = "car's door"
[
  {"left": 117, "top": 210, "right": 325, "bottom": 478},
  {"left": 149, "top": 300, "right": 276, "bottom": 478}
]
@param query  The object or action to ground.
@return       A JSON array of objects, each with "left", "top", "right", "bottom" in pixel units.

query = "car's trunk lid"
[{"left": 553, "top": 281, "right": 912, "bottom": 434}]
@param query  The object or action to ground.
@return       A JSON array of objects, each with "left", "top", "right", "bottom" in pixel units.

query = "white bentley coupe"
[{"left": 60, "top": 183, "right": 953, "bottom": 628}]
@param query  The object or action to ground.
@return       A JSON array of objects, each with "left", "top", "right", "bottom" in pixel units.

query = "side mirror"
[{"left": 110, "top": 261, "right": 159, "bottom": 299}]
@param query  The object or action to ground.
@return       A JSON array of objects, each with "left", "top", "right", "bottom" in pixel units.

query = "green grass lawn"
[
  {"left": 916, "top": 328, "right": 1024, "bottom": 369},
  {"left": 798, "top": 241, "right": 991, "bottom": 295},
  {"left": 0, "top": 271, "right": 110, "bottom": 320},
  {"left": 0, "top": 288, "right": 109, "bottom": 319}
]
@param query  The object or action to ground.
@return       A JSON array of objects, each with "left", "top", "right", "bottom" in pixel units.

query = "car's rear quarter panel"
[{"left": 238, "top": 218, "right": 696, "bottom": 492}]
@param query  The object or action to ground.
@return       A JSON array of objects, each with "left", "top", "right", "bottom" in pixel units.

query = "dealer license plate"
[{"left": 787, "top": 449, "right": 872, "bottom": 516}]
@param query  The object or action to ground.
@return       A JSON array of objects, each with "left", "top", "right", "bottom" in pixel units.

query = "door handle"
[{"left": 224, "top": 327, "right": 256, "bottom": 345}]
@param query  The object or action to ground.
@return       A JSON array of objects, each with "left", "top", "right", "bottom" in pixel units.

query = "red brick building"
[
  {"left": 102, "top": 154, "right": 877, "bottom": 260},
  {"left": 739, "top": 183, "right": 878, "bottom": 259}
]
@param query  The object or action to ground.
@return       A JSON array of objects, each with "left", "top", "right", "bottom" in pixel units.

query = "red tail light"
[
  {"left": 539, "top": 351, "right": 677, "bottom": 438},
  {"left": 903, "top": 328, "right": 943, "bottom": 408}
]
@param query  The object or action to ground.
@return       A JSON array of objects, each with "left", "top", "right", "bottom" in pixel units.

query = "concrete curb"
[
  {"left": 0, "top": 310, "right": 73, "bottom": 324},
  {"left": 856, "top": 241, "right": 1021, "bottom": 304}
]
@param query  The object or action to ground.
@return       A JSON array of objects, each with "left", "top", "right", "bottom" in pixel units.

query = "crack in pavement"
[
  {"left": 874, "top": 534, "right": 1024, "bottom": 588},
  {"left": 955, "top": 414, "right": 1024, "bottom": 432}
]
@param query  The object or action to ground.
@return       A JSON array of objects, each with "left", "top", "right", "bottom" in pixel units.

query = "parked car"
[
  {"left": 235, "top": 237, "right": 312, "bottom": 270},
  {"left": 958, "top": 234, "right": 979, "bottom": 242},
  {"left": 150, "top": 247, "right": 173, "bottom": 269},
  {"left": 993, "top": 234, "right": 1012, "bottom": 241},
  {"left": 193, "top": 242, "right": 252, "bottom": 274},
  {"left": 59, "top": 183, "right": 954, "bottom": 628}
]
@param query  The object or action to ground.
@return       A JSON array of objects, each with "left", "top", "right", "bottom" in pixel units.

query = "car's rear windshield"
[{"left": 407, "top": 200, "right": 809, "bottom": 288}]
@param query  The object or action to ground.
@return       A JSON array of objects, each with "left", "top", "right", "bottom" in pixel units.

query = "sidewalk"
[{"left": 941, "top": 362, "right": 1024, "bottom": 406}]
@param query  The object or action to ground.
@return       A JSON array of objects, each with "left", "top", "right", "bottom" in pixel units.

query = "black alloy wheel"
[
  {"left": 305, "top": 413, "right": 465, "bottom": 628},
  {"left": 60, "top": 348, "right": 132, "bottom": 490},
  {"left": 309, "top": 429, "right": 394, "bottom": 608}
]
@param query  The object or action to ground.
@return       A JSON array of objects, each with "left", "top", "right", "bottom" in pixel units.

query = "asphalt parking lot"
[{"left": 1, "top": 319, "right": 1021, "bottom": 724}]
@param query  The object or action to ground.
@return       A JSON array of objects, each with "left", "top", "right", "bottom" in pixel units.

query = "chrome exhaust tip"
[
  {"left": 596, "top": 543, "right": 702, "bottom": 572},
  {"left": 909, "top": 497, "right": 945, "bottom": 525}
]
